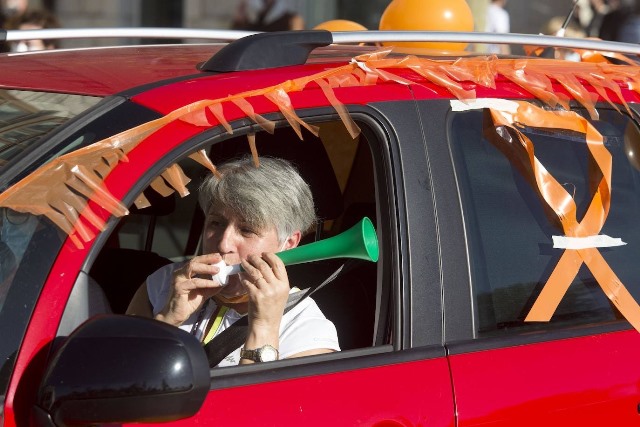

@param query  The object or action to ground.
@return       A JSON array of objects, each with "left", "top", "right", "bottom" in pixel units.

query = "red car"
[{"left": 2, "top": 27, "right": 640, "bottom": 427}]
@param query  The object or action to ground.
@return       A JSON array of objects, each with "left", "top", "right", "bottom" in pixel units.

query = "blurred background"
[{"left": 1, "top": 0, "right": 634, "bottom": 49}]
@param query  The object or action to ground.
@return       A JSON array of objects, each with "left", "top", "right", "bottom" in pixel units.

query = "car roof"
[
  {"left": 2, "top": 29, "right": 640, "bottom": 99},
  {"left": 0, "top": 41, "right": 416, "bottom": 97},
  {"left": 0, "top": 44, "right": 224, "bottom": 96}
]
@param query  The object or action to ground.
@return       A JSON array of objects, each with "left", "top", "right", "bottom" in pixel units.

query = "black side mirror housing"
[{"left": 34, "top": 315, "right": 209, "bottom": 427}]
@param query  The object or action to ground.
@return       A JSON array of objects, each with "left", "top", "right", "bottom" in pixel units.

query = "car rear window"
[
  {"left": 450, "top": 106, "right": 640, "bottom": 337},
  {"left": 0, "top": 89, "right": 101, "bottom": 169}
]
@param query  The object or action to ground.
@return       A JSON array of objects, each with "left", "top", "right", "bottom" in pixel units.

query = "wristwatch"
[{"left": 240, "top": 344, "right": 279, "bottom": 362}]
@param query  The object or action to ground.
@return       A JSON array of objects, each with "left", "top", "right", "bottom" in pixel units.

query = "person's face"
[
  {"left": 202, "top": 205, "right": 283, "bottom": 297},
  {"left": 203, "top": 206, "right": 282, "bottom": 261},
  {"left": 1, "top": 0, "right": 27, "bottom": 17},
  {"left": 12, "top": 24, "right": 50, "bottom": 52}
]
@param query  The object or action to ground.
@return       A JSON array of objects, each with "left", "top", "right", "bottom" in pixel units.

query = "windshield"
[
  {"left": 0, "top": 89, "right": 101, "bottom": 413},
  {"left": 0, "top": 208, "right": 63, "bottom": 410},
  {"left": 0, "top": 89, "right": 101, "bottom": 171}
]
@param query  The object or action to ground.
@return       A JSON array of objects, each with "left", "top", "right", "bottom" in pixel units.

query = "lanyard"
[{"left": 203, "top": 305, "right": 229, "bottom": 345}]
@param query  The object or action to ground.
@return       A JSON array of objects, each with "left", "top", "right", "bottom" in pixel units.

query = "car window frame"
[{"left": 70, "top": 103, "right": 415, "bottom": 386}]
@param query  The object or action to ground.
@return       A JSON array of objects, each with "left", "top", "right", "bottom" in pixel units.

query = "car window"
[
  {"left": 0, "top": 209, "right": 63, "bottom": 404},
  {"left": 88, "top": 117, "right": 392, "bottom": 354},
  {"left": 0, "top": 90, "right": 101, "bottom": 170},
  {"left": 450, "top": 106, "right": 640, "bottom": 338}
]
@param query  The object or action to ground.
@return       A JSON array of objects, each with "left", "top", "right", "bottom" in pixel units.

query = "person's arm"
[
  {"left": 277, "top": 299, "right": 340, "bottom": 360},
  {"left": 288, "top": 348, "right": 335, "bottom": 358},
  {"left": 126, "top": 282, "right": 153, "bottom": 317},
  {"left": 238, "top": 252, "right": 290, "bottom": 364}
]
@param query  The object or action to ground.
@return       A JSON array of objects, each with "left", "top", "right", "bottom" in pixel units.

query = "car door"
[
  {"left": 3, "top": 79, "right": 456, "bottom": 426},
  {"left": 109, "top": 92, "right": 454, "bottom": 426},
  {"left": 419, "top": 95, "right": 640, "bottom": 426}
]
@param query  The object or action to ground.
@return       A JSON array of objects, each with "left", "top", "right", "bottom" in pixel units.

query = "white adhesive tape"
[
  {"left": 450, "top": 98, "right": 519, "bottom": 113},
  {"left": 552, "top": 234, "right": 627, "bottom": 250}
]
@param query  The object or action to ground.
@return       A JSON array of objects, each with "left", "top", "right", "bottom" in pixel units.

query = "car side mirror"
[{"left": 33, "top": 314, "right": 209, "bottom": 427}]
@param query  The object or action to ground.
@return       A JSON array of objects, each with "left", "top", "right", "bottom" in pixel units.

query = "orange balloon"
[
  {"left": 313, "top": 19, "right": 368, "bottom": 32},
  {"left": 378, "top": 0, "right": 474, "bottom": 51}
]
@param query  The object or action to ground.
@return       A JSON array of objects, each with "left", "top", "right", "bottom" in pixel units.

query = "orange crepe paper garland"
[{"left": 1, "top": 49, "right": 640, "bottom": 250}]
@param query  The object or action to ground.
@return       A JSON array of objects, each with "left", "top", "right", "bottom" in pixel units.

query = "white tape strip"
[
  {"left": 552, "top": 234, "right": 627, "bottom": 250},
  {"left": 211, "top": 260, "right": 242, "bottom": 286},
  {"left": 450, "top": 98, "right": 519, "bottom": 113},
  {"left": 350, "top": 58, "right": 374, "bottom": 73}
]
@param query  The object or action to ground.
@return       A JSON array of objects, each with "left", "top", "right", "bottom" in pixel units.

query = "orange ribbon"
[
  {"left": 487, "top": 101, "right": 640, "bottom": 331},
  {"left": 3, "top": 49, "right": 640, "bottom": 249}
]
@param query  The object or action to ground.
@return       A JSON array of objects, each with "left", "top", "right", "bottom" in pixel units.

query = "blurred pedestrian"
[
  {"left": 598, "top": 0, "right": 639, "bottom": 42},
  {"left": 231, "top": 0, "right": 304, "bottom": 31},
  {"left": 616, "top": 0, "right": 640, "bottom": 43},
  {"left": 0, "top": 0, "right": 28, "bottom": 20},
  {"left": 485, "top": 0, "right": 511, "bottom": 55},
  {"left": 541, "top": 16, "right": 586, "bottom": 61},
  {"left": 7, "top": 8, "right": 60, "bottom": 52}
]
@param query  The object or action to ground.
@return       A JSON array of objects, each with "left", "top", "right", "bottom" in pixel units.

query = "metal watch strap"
[
  {"left": 240, "top": 345, "right": 278, "bottom": 362},
  {"left": 240, "top": 347, "right": 257, "bottom": 361}
]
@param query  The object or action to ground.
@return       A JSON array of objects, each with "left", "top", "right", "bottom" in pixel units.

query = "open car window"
[{"left": 84, "top": 117, "right": 393, "bottom": 356}]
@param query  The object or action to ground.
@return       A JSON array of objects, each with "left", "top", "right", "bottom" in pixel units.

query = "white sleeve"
[
  {"left": 278, "top": 297, "right": 341, "bottom": 359},
  {"left": 146, "top": 262, "right": 179, "bottom": 316}
]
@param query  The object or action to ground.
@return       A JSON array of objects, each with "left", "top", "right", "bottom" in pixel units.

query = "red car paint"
[{"left": 2, "top": 35, "right": 640, "bottom": 427}]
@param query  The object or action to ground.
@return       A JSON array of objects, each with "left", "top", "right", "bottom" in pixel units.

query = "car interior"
[{"left": 84, "top": 117, "right": 390, "bottom": 353}]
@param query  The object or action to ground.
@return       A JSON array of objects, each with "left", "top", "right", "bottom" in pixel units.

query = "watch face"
[{"left": 259, "top": 345, "right": 278, "bottom": 362}]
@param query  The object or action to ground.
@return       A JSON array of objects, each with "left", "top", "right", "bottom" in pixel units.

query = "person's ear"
[{"left": 283, "top": 230, "right": 301, "bottom": 250}]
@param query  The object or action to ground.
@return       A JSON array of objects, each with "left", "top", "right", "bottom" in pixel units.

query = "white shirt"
[
  {"left": 485, "top": 3, "right": 510, "bottom": 54},
  {"left": 146, "top": 263, "right": 340, "bottom": 367}
]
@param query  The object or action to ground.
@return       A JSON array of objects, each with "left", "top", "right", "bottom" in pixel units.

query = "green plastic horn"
[
  {"left": 277, "top": 216, "right": 379, "bottom": 266},
  {"left": 215, "top": 217, "right": 378, "bottom": 283}
]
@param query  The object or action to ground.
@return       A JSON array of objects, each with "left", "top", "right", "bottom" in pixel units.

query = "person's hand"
[
  {"left": 155, "top": 253, "right": 225, "bottom": 326},
  {"left": 241, "top": 252, "right": 290, "bottom": 333}
]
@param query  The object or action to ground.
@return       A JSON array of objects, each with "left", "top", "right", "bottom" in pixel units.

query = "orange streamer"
[
  {"left": 487, "top": 101, "right": 640, "bottom": 332},
  {"left": 161, "top": 164, "right": 191, "bottom": 198},
  {"left": 264, "top": 87, "right": 319, "bottom": 139},
  {"left": 315, "top": 79, "right": 361, "bottom": 139},
  {"left": 189, "top": 149, "right": 223, "bottom": 179},
  {"left": 247, "top": 133, "right": 260, "bottom": 167},
  {"left": 231, "top": 98, "right": 276, "bottom": 134},
  {"left": 2, "top": 48, "right": 640, "bottom": 249},
  {"left": 133, "top": 192, "right": 151, "bottom": 210},
  {"left": 209, "top": 103, "right": 233, "bottom": 134}
]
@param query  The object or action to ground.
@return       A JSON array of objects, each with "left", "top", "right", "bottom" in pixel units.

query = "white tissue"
[{"left": 211, "top": 260, "right": 242, "bottom": 286}]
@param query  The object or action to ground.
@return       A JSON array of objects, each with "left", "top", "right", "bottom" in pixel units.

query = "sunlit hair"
[{"left": 198, "top": 156, "right": 316, "bottom": 242}]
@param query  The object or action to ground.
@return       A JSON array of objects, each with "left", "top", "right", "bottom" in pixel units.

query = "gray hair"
[{"left": 198, "top": 156, "right": 316, "bottom": 242}]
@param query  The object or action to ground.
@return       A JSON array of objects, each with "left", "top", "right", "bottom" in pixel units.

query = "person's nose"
[{"left": 216, "top": 225, "right": 237, "bottom": 254}]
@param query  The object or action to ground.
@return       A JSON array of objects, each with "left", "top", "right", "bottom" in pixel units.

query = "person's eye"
[
  {"left": 205, "top": 219, "right": 221, "bottom": 230},
  {"left": 240, "top": 227, "right": 257, "bottom": 236}
]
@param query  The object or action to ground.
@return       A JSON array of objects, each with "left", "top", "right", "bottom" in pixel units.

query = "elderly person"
[{"left": 127, "top": 156, "right": 339, "bottom": 366}]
